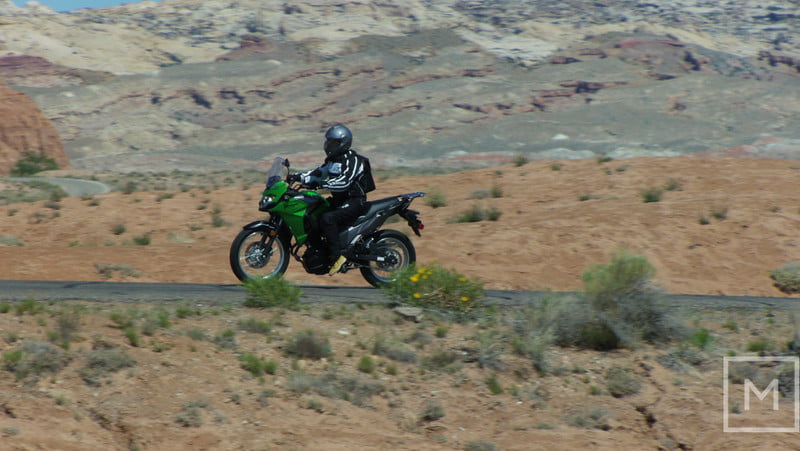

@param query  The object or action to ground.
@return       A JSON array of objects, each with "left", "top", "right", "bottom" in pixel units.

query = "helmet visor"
[{"left": 325, "top": 138, "right": 342, "bottom": 154}]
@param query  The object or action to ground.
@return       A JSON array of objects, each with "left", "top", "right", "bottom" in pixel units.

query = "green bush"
[
  {"left": 640, "top": 186, "right": 663, "bottom": 203},
  {"left": 284, "top": 330, "right": 332, "bottom": 360},
  {"left": 79, "top": 347, "right": 136, "bottom": 386},
  {"left": 771, "top": 262, "right": 800, "bottom": 293},
  {"left": 605, "top": 366, "right": 641, "bottom": 398},
  {"left": 552, "top": 249, "right": 684, "bottom": 350},
  {"left": 453, "top": 205, "right": 486, "bottom": 223},
  {"left": 357, "top": 355, "right": 376, "bottom": 374},
  {"left": 240, "top": 353, "right": 269, "bottom": 377},
  {"left": 382, "top": 262, "right": 484, "bottom": 314},
  {"left": 242, "top": 276, "right": 302, "bottom": 309},
  {"left": 11, "top": 153, "right": 59, "bottom": 176},
  {"left": 424, "top": 187, "right": 447, "bottom": 208},
  {"left": 3, "top": 341, "right": 70, "bottom": 381}
]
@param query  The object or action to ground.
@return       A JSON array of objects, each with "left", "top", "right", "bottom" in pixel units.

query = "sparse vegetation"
[
  {"left": 242, "top": 276, "right": 302, "bottom": 309},
  {"left": 3, "top": 340, "right": 70, "bottom": 381},
  {"left": 284, "top": 330, "right": 332, "bottom": 360},
  {"left": 565, "top": 407, "right": 611, "bottom": 430},
  {"left": 771, "top": 262, "right": 800, "bottom": 293},
  {"left": 424, "top": 188, "right": 447, "bottom": 208},
  {"left": 605, "top": 366, "right": 641, "bottom": 397},
  {"left": 382, "top": 262, "right": 484, "bottom": 315},
  {"left": 11, "top": 153, "right": 59, "bottom": 176},
  {"left": 550, "top": 249, "right": 685, "bottom": 350},
  {"left": 640, "top": 186, "right": 663, "bottom": 203}
]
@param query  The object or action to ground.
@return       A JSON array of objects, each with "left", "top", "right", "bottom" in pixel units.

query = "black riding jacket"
[{"left": 301, "top": 149, "right": 369, "bottom": 205}]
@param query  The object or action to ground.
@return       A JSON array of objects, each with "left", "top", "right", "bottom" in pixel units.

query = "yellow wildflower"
[
  {"left": 409, "top": 275, "right": 419, "bottom": 283},
  {"left": 460, "top": 296, "right": 469, "bottom": 302},
  {"left": 413, "top": 293, "right": 422, "bottom": 299},
  {"left": 422, "top": 275, "right": 428, "bottom": 279},
  {"left": 417, "top": 267, "right": 427, "bottom": 274}
]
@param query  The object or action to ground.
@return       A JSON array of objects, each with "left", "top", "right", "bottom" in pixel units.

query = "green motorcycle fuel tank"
[{"left": 260, "top": 158, "right": 329, "bottom": 246}]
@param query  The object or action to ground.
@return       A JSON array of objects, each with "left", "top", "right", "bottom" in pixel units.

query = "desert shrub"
[
  {"left": 565, "top": 408, "right": 611, "bottom": 430},
  {"left": 420, "top": 348, "right": 460, "bottom": 372},
  {"left": 551, "top": 249, "right": 684, "bottom": 350},
  {"left": 3, "top": 340, "right": 70, "bottom": 381},
  {"left": 746, "top": 337, "right": 773, "bottom": 352},
  {"left": 239, "top": 353, "right": 270, "bottom": 377},
  {"left": 132, "top": 234, "right": 151, "bottom": 246},
  {"left": 11, "top": 153, "right": 58, "bottom": 176},
  {"left": 771, "top": 262, "right": 800, "bottom": 293},
  {"left": 175, "top": 400, "right": 207, "bottom": 427},
  {"left": 212, "top": 329, "right": 238, "bottom": 350},
  {"left": 687, "top": 327, "right": 712, "bottom": 350},
  {"left": 640, "top": 186, "right": 663, "bottom": 203},
  {"left": 605, "top": 366, "right": 641, "bottom": 397},
  {"left": 465, "top": 442, "right": 498, "bottom": 451},
  {"left": 284, "top": 330, "right": 332, "bottom": 360},
  {"left": 357, "top": 355, "right": 375, "bottom": 374},
  {"left": 0, "top": 235, "right": 24, "bottom": 246},
  {"left": 420, "top": 400, "right": 445, "bottom": 421},
  {"left": 95, "top": 264, "right": 142, "bottom": 279},
  {"left": 51, "top": 308, "right": 82, "bottom": 346},
  {"left": 112, "top": 223, "right": 126, "bottom": 235},
  {"left": 664, "top": 178, "right": 682, "bottom": 191},
  {"left": 512, "top": 154, "right": 528, "bottom": 167},
  {"left": 453, "top": 205, "right": 485, "bottom": 223},
  {"left": 238, "top": 317, "right": 272, "bottom": 335},
  {"left": 79, "top": 347, "right": 136, "bottom": 386},
  {"left": 14, "top": 299, "right": 45, "bottom": 315},
  {"left": 425, "top": 188, "right": 447, "bottom": 208},
  {"left": 711, "top": 207, "right": 728, "bottom": 220},
  {"left": 287, "top": 367, "right": 384, "bottom": 407},
  {"left": 371, "top": 333, "right": 417, "bottom": 363},
  {"left": 242, "top": 276, "right": 301, "bottom": 309},
  {"left": 485, "top": 373, "right": 503, "bottom": 394},
  {"left": 382, "top": 263, "right": 484, "bottom": 315},
  {"left": 485, "top": 206, "right": 502, "bottom": 221}
]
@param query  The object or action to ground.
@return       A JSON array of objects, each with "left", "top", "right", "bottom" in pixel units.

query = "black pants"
[{"left": 319, "top": 197, "right": 365, "bottom": 256}]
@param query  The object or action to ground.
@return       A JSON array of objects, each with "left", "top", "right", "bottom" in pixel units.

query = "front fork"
[{"left": 243, "top": 216, "right": 284, "bottom": 250}]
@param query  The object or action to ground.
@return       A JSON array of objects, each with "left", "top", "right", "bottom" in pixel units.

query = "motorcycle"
[{"left": 229, "top": 157, "right": 426, "bottom": 287}]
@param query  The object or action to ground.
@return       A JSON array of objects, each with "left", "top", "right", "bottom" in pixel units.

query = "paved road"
[
  {"left": 1, "top": 280, "right": 798, "bottom": 311},
  {"left": 4, "top": 177, "right": 110, "bottom": 197}
]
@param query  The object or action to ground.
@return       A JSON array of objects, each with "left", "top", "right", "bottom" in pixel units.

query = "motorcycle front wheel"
[
  {"left": 229, "top": 228, "right": 291, "bottom": 281},
  {"left": 360, "top": 229, "right": 416, "bottom": 288}
]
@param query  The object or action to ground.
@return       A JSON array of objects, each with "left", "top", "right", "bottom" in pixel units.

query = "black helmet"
[{"left": 323, "top": 124, "right": 353, "bottom": 157}]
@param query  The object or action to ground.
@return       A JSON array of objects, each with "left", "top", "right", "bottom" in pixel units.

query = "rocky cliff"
[
  {"left": 0, "top": 81, "right": 69, "bottom": 175},
  {"left": 0, "top": 0, "right": 798, "bottom": 171}
]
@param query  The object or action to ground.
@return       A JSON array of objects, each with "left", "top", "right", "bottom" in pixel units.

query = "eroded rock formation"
[{"left": 0, "top": 81, "right": 69, "bottom": 175}]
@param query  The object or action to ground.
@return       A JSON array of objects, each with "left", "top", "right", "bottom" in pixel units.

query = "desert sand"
[{"left": 1, "top": 156, "right": 800, "bottom": 450}]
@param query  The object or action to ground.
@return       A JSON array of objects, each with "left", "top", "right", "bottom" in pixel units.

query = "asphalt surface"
[{"left": 1, "top": 280, "right": 799, "bottom": 312}]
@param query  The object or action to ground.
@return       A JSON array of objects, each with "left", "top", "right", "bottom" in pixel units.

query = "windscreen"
[{"left": 265, "top": 157, "right": 287, "bottom": 188}]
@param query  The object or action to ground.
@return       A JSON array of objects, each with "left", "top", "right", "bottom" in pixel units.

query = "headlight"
[{"left": 258, "top": 195, "right": 275, "bottom": 211}]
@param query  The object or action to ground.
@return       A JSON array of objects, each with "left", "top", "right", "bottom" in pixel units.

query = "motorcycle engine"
[{"left": 301, "top": 245, "right": 331, "bottom": 275}]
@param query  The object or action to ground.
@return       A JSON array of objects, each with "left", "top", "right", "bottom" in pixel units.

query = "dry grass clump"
[{"left": 771, "top": 262, "right": 800, "bottom": 293}]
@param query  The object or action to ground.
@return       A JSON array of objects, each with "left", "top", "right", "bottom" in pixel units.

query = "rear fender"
[{"left": 398, "top": 207, "right": 424, "bottom": 236}]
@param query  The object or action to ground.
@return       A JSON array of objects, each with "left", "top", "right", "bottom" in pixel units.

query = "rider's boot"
[{"left": 328, "top": 254, "right": 347, "bottom": 275}]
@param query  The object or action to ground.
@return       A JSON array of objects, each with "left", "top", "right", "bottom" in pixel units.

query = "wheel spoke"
[{"left": 235, "top": 231, "right": 286, "bottom": 279}]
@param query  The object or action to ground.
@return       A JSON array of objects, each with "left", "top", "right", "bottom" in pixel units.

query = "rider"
[{"left": 294, "top": 124, "right": 373, "bottom": 275}]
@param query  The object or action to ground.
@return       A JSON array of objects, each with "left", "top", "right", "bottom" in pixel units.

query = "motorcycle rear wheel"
[
  {"left": 360, "top": 229, "right": 416, "bottom": 287},
  {"left": 229, "top": 228, "right": 291, "bottom": 281}
]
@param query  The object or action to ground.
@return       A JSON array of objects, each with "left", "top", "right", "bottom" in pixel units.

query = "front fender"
[{"left": 242, "top": 220, "right": 275, "bottom": 232}]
